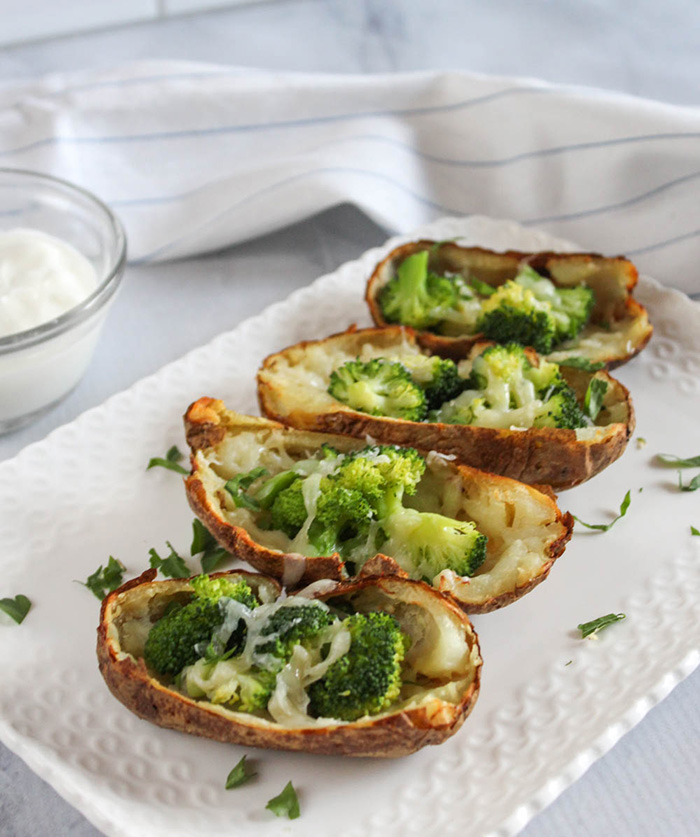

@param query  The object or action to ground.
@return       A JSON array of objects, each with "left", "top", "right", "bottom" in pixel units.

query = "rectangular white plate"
[{"left": 0, "top": 216, "right": 698, "bottom": 837}]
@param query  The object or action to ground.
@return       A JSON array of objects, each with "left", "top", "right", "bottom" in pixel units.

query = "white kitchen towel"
[{"left": 1, "top": 60, "right": 698, "bottom": 293}]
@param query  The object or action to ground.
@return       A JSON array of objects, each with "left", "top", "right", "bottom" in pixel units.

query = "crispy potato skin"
[
  {"left": 365, "top": 240, "right": 653, "bottom": 368},
  {"left": 97, "top": 570, "right": 481, "bottom": 757},
  {"left": 184, "top": 401, "right": 573, "bottom": 611},
  {"left": 256, "top": 326, "right": 635, "bottom": 491}
]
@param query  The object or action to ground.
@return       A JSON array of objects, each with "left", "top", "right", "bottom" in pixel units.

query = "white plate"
[{"left": 0, "top": 216, "right": 698, "bottom": 837}]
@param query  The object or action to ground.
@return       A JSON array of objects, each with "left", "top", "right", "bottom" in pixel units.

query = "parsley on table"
[
  {"left": 190, "top": 519, "right": 230, "bottom": 573},
  {"left": 225, "top": 756, "right": 256, "bottom": 789},
  {"left": 149, "top": 543, "right": 190, "bottom": 578},
  {"left": 266, "top": 781, "right": 300, "bottom": 819},
  {"left": 583, "top": 377, "right": 608, "bottom": 421},
  {"left": 146, "top": 445, "right": 188, "bottom": 475},
  {"left": 0, "top": 594, "right": 31, "bottom": 624},
  {"left": 578, "top": 613, "right": 626, "bottom": 638},
  {"left": 677, "top": 472, "right": 700, "bottom": 492},
  {"left": 80, "top": 557, "right": 126, "bottom": 600},
  {"left": 225, "top": 467, "right": 269, "bottom": 511},
  {"left": 655, "top": 452, "right": 700, "bottom": 468},
  {"left": 573, "top": 490, "right": 631, "bottom": 532},
  {"left": 691, "top": 526, "right": 700, "bottom": 536}
]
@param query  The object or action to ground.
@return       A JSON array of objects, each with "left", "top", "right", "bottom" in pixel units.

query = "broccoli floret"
[
  {"left": 269, "top": 479, "right": 308, "bottom": 538},
  {"left": 308, "top": 612, "right": 408, "bottom": 721},
  {"left": 384, "top": 508, "right": 487, "bottom": 580},
  {"left": 264, "top": 444, "right": 427, "bottom": 556},
  {"left": 256, "top": 603, "right": 336, "bottom": 659},
  {"left": 379, "top": 250, "right": 459, "bottom": 330},
  {"left": 532, "top": 389, "right": 588, "bottom": 430},
  {"left": 143, "top": 577, "right": 259, "bottom": 676},
  {"left": 144, "top": 598, "right": 223, "bottom": 677},
  {"left": 477, "top": 268, "right": 594, "bottom": 352},
  {"left": 305, "top": 445, "right": 426, "bottom": 555},
  {"left": 328, "top": 358, "right": 427, "bottom": 421},
  {"left": 477, "top": 281, "right": 556, "bottom": 353},
  {"left": 190, "top": 574, "right": 259, "bottom": 610},
  {"left": 516, "top": 269, "right": 594, "bottom": 344},
  {"left": 433, "top": 343, "right": 588, "bottom": 430},
  {"left": 309, "top": 483, "right": 374, "bottom": 556},
  {"left": 398, "top": 354, "right": 464, "bottom": 408},
  {"left": 344, "top": 445, "right": 426, "bottom": 518}
]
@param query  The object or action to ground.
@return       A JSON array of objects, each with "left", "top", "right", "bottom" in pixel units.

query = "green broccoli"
[
  {"left": 256, "top": 603, "right": 336, "bottom": 659},
  {"left": 144, "top": 598, "right": 223, "bottom": 676},
  {"left": 269, "top": 479, "right": 309, "bottom": 538},
  {"left": 532, "top": 388, "right": 589, "bottom": 430},
  {"left": 477, "top": 280, "right": 557, "bottom": 353},
  {"left": 306, "top": 446, "right": 425, "bottom": 555},
  {"left": 190, "top": 574, "right": 259, "bottom": 610},
  {"left": 143, "top": 576, "right": 259, "bottom": 676},
  {"left": 476, "top": 267, "right": 594, "bottom": 353},
  {"left": 328, "top": 358, "right": 427, "bottom": 421},
  {"left": 383, "top": 508, "right": 487, "bottom": 580},
  {"left": 378, "top": 250, "right": 459, "bottom": 330},
  {"left": 435, "top": 343, "right": 588, "bottom": 430},
  {"left": 398, "top": 354, "right": 464, "bottom": 408},
  {"left": 308, "top": 612, "right": 408, "bottom": 721},
  {"left": 308, "top": 484, "right": 375, "bottom": 556}
]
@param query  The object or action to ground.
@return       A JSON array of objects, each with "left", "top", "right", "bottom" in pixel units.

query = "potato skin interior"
[
  {"left": 184, "top": 401, "right": 574, "bottom": 613},
  {"left": 257, "top": 326, "right": 635, "bottom": 490},
  {"left": 365, "top": 240, "right": 653, "bottom": 368},
  {"left": 97, "top": 569, "right": 482, "bottom": 758}
]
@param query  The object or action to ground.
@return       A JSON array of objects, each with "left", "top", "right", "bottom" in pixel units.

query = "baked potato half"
[
  {"left": 257, "top": 326, "right": 634, "bottom": 490},
  {"left": 184, "top": 400, "right": 573, "bottom": 612},
  {"left": 97, "top": 568, "right": 482, "bottom": 758},
  {"left": 366, "top": 240, "right": 652, "bottom": 367}
]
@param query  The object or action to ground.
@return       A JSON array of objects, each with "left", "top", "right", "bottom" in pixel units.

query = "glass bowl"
[{"left": 0, "top": 169, "right": 127, "bottom": 434}]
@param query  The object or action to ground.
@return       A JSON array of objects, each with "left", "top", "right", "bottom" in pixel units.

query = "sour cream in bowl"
[{"left": 0, "top": 170, "right": 126, "bottom": 434}]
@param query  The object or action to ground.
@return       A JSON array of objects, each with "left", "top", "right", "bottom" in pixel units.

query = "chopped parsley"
[
  {"left": 266, "top": 781, "right": 300, "bottom": 819},
  {"left": 677, "top": 472, "right": 700, "bottom": 492},
  {"left": 0, "top": 594, "right": 31, "bottom": 624},
  {"left": 147, "top": 445, "right": 188, "bottom": 475},
  {"left": 190, "top": 518, "right": 230, "bottom": 573},
  {"left": 80, "top": 557, "right": 126, "bottom": 600},
  {"left": 225, "top": 467, "right": 269, "bottom": 511},
  {"left": 584, "top": 377, "right": 608, "bottom": 421},
  {"left": 225, "top": 756, "right": 256, "bottom": 789},
  {"left": 559, "top": 357, "right": 606, "bottom": 372},
  {"left": 573, "top": 490, "right": 631, "bottom": 532},
  {"left": 655, "top": 452, "right": 700, "bottom": 468},
  {"left": 578, "top": 612, "right": 626, "bottom": 639},
  {"left": 149, "top": 543, "right": 190, "bottom": 578}
]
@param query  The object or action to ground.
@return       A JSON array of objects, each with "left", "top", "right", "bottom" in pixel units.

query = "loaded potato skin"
[
  {"left": 366, "top": 240, "right": 652, "bottom": 368},
  {"left": 97, "top": 568, "right": 482, "bottom": 758},
  {"left": 183, "top": 400, "right": 573, "bottom": 613},
  {"left": 257, "top": 326, "right": 635, "bottom": 491}
]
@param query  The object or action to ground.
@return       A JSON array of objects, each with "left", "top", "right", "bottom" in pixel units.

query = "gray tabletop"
[{"left": 1, "top": 2, "right": 699, "bottom": 836}]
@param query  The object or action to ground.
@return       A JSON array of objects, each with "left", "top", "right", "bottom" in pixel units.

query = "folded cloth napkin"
[{"left": 1, "top": 60, "right": 698, "bottom": 293}]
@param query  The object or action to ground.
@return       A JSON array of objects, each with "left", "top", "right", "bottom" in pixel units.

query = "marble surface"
[{"left": 1, "top": 2, "right": 699, "bottom": 836}]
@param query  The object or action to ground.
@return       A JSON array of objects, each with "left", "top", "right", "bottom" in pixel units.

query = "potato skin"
[
  {"left": 256, "top": 326, "right": 635, "bottom": 490},
  {"left": 184, "top": 400, "right": 574, "bottom": 612},
  {"left": 366, "top": 240, "right": 653, "bottom": 368},
  {"left": 97, "top": 570, "right": 482, "bottom": 758}
]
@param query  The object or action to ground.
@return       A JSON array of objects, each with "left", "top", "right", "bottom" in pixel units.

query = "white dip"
[{"left": 0, "top": 228, "right": 97, "bottom": 338}]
